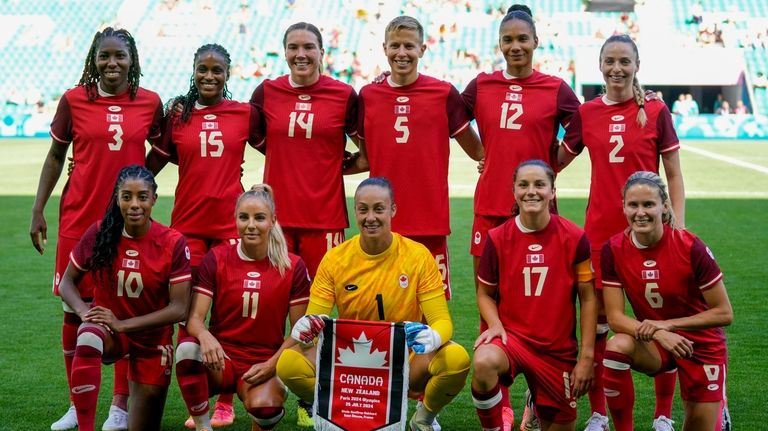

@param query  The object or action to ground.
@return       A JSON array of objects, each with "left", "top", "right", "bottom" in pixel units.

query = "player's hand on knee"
[
  {"left": 404, "top": 322, "right": 442, "bottom": 354},
  {"left": 291, "top": 314, "right": 327, "bottom": 347},
  {"left": 654, "top": 330, "right": 693, "bottom": 359}
]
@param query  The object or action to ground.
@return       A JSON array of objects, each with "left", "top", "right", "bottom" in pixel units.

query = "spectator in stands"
[
  {"left": 686, "top": 94, "right": 699, "bottom": 116},
  {"left": 734, "top": 100, "right": 749, "bottom": 114},
  {"left": 716, "top": 100, "right": 731, "bottom": 115},
  {"left": 754, "top": 72, "right": 768, "bottom": 89},
  {"left": 672, "top": 94, "right": 687, "bottom": 116},
  {"left": 689, "top": 1, "right": 704, "bottom": 25},
  {"left": 713, "top": 94, "right": 724, "bottom": 112}
]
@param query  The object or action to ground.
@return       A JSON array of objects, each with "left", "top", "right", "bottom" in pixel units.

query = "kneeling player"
[
  {"left": 175, "top": 186, "right": 311, "bottom": 431},
  {"left": 276, "top": 177, "right": 470, "bottom": 431},
  {"left": 471, "top": 160, "right": 597, "bottom": 431}
]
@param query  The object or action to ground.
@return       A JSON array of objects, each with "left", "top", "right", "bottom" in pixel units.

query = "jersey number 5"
[
  {"left": 199, "top": 131, "right": 223, "bottom": 157},
  {"left": 500, "top": 102, "right": 523, "bottom": 130},
  {"left": 394, "top": 116, "right": 409, "bottom": 143},
  {"left": 522, "top": 266, "right": 548, "bottom": 296}
]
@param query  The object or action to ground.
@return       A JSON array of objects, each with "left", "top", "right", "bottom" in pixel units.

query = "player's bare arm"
[{"left": 30, "top": 140, "right": 69, "bottom": 254}]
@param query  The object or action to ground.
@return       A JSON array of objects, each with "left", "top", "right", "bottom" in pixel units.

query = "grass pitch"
[{"left": 1, "top": 138, "right": 767, "bottom": 429}]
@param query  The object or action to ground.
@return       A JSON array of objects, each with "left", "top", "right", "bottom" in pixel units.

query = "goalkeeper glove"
[
  {"left": 404, "top": 321, "right": 442, "bottom": 354},
  {"left": 291, "top": 314, "right": 327, "bottom": 347}
]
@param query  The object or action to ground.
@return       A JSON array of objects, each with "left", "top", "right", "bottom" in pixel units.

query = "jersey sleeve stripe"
[
  {"left": 148, "top": 131, "right": 161, "bottom": 140},
  {"left": 192, "top": 286, "right": 214, "bottom": 297},
  {"left": 170, "top": 274, "right": 192, "bottom": 284},
  {"left": 347, "top": 130, "right": 358, "bottom": 137},
  {"left": 50, "top": 131, "right": 70, "bottom": 144},
  {"left": 699, "top": 273, "right": 724, "bottom": 290},
  {"left": 560, "top": 141, "right": 579, "bottom": 155},
  {"left": 290, "top": 296, "right": 310, "bottom": 305},
  {"left": 660, "top": 142, "right": 681, "bottom": 153},
  {"left": 253, "top": 138, "right": 266, "bottom": 149},
  {"left": 69, "top": 252, "right": 86, "bottom": 271},
  {"left": 151, "top": 145, "right": 170, "bottom": 157},
  {"left": 449, "top": 121, "right": 471, "bottom": 138},
  {"left": 601, "top": 280, "right": 622, "bottom": 288},
  {"left": 477, "top": 275, "right": 497, "bottom": 286}
]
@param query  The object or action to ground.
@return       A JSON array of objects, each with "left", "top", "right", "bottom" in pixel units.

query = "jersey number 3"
[{"left": 107, "top": 124, "right": 123, "bottom": 151}]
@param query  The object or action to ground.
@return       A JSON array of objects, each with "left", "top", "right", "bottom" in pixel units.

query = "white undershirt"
[
  {"left": 97, "top": 86, "right": 117, "bottom": 97},
  {"left": 502, "top": 70, "right": 521, "bottom": 80},
  {"left": 515, "top": 215, "right": 540, "bottom": 233}
]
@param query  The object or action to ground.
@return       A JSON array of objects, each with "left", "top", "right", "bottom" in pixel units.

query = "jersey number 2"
[
  {"left": 500, "top": 102, "right": 523, "bottom": 130},
  {"left": 609, "top": 135, "right": 625, "bottom": 163}
]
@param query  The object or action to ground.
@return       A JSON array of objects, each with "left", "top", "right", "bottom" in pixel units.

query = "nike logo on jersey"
[{"left": 344, "top": 284, "right": 358, "bottom": 291}]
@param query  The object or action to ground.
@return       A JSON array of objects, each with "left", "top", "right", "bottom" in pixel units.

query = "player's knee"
[
  {"left": 175, "top": 339, "right": 202, "bottom": 364},
  {"left": 75, "top": 325, "right": 105, "bottom": 356},
  {"left": 247, "top": 406, "right": 284, "bottom": 430},
  {"left": 606, "top": 333, "right": 636, "bottom": 356},
  {"left": 430, "top": 342, "right": 470, "bottom": 376},
  {"left": 471, "top": 345, "right": 504, "bottom": 381}
]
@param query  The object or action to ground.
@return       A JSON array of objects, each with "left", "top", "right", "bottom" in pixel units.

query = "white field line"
[{"left": 682, "top": 145, "right": 768, "bottom": 175}]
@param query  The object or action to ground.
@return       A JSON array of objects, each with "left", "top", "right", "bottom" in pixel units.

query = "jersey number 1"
[
  {"left": 199, "top": 131, "right": 223, "bottom": 157},
  {"left": 500, "top": 102, "right": 523, "bottom": 130},
  {"left": 242, "top": 292, "right": 260, "bottom": 319},
  {"left": 116, "top": 270, "right": 144, "bottom": 298},
  {"left": 288, "top": 112, "right": 314, "bottom": 139}
]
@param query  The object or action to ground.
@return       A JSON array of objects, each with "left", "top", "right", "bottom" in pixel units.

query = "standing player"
[
  {"left": 358, "top": 15, "right": 484, "bottom": 301},
  {"left": 462, "top": 6, "right": 581, "bottom": 428},
  {"left": 58, "top": 165, "right": 191, "bottom": 431},
  {"left": 601, "top": 171, "right": 732, "bottom": 431},
  {"left": 471, "top": 160, "right": 597, "bottom": 431},
  {"left": 175, "top": 185, "right": 310, "bottom": 431},
  {"left": 276, "top": 177, "right": 471, "bottom": 431},
  {"left": 559, "top": 34, "right": 685, "bottom": 431},
  {"left": 249, "top": 22, "right": 361, "bottom": 426},
  {"left": 148, "top": 43, "right": 260, "bottom": 429},
  {"left": 29, "top": 27, "right": 163, "bottom": 431}
]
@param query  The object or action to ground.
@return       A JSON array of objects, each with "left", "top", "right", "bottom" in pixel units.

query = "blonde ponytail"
[
  {"left": 237, "top": 184, "right": 291, "bottom": 276},
  {"left": 632, "top": 77, "right": 647, "bottom": 127}
]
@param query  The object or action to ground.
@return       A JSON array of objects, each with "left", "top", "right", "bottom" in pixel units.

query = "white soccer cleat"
[
  {"left": 415, "top": 401, "right": 441, "bottom": 431},
  {"left": 583, "top": 412, "right": 609, "bottom": 431},
  {"left": 652, "top": 415, "right": 675, "bottom": 431},
  {"left": 102, "top": 405, "right": 128, "bottom": 431},
  {"left": 51, "top": 405, "right": 78, "bottom": 431}
]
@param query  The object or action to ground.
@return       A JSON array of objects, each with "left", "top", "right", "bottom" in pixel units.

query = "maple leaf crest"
[{"left": 337, "top": 332, "right": 388, "bottom": 368}]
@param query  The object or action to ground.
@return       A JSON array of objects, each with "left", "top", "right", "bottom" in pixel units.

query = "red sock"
[
  {"left": 71, "top": 328, "right": 105, "bottom": 431},
  {"left": 653, "top": 370, "right": 676, "bottom": 418},
  {"left": 62, "top": 313, "right": 81, "bottom": 398},
  {"left": 588, "top": 332, "right": 608, "bottom": 416},
  {"left": 500, "top": 384, "right": 511, "bottom": 411},
  {"left": 603, "top": 351, "right": 634, "bottom": 431},
  {"left": 176, "top": 340, "right": 210, "bottom": 416},
  {"left": 472, "top": 384, "right": 504, "bottom": 430},
  {"left": 113, "top": 357, "right": 129, "bottom": 397},
  {"left": 216, "top": 392, "right": 234, "bottom": 406}
]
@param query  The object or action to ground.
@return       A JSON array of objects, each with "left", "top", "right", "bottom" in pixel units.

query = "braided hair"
[
  {"left": 622, "top": 171, "right": 677, "bottom": 228},
  {"left": 166, "top": 43, "right": 233, "bottom": 124},
  {"left": 91, "top": 165, "right": 157, "bottom": 282},
  {"left": 78, "top": 27, "right": 141, "bottom": 102},
  {"left": 600, "top": 34, "right": 647, "bottom": 127},
  {"left": 238, "top": 185, "right": 291, "bottom": 276}
]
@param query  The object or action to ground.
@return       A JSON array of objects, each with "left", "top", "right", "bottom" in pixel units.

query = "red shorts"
[
  {"left": 491, "top": 334, "right": 577, "bottom": 424},
  {"left": 186, "top": 236, "right": 239, "bottom": 268},
  {"left": 283, "top": 227, "right": 345, "bottom": 278},
  {"left": 55, "top": 235, "right": 95, "bottom": 297},
  {"left": 113, "top": 333, "right": 174, "bottom": 386},
  {"left": 655, "top": 342, "right": 727, "bottom": 403},
  {"left": 590, "top": 247, "right": 604, "bottom": 290},
  {"left": 470, "top": 215, "right": 510, "bottom": 257},
  {"left": 405, "top": 235, "right": 451, "bottom": 300}
]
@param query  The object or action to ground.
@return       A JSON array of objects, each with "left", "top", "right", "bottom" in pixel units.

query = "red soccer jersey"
[
  {"left": 250, "top": 75, "right": 357, "bottom": 230},
  {"left": 153, "top": 100, "right": 258, "bottom": 239},
  {"left": 463, "top": 70, "right": 580, "bottom": 216},
  {"left": 601, "top": 226, "right": 726, "bottom": 363},
  {"left": 194, "top": 244, "right": 311, "bottom": 361},
  {"left": 51, "top": 86, "right": 162, "bottom": 239},
  {"left": 478, "top": 215, "right": 591, "bottom": 360},
  {"left": 562, "top": 97, "right": 679, "bottom": 248},
  {"left": 359, "top": 74, "right": 471, "bottom": 236},
  {"left": 71, "top": 221, "right": 191, "bottom": 343}
]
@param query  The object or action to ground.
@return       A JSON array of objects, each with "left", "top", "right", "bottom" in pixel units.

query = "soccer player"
[
  {"left": 600, "top": 171, "right": 732, "bottom": 431},
  {"left": 275, "top": 177, "right": 471, "bottom": 431},
  {"left": 249, "top": 22, "right": 361, "bottom": 426},
  {"left": 471, "top": 160, "right": 597, "bottom": 431},
  {"left": 175, "top": 185, "right": 310, "bottom": 431},
  {"left": 461, "top": 6, "right": 581, "bottom": 428},
  {"left": 147, "top": 43, "right": 260, "bottom": 429},
  {"left": 249, "top": 22, "right": 361, "bottom": 277},
  {"left": 58, "top": 165, "right": 192, "bottom": 431},
  {"left": 559, "top": 34, "right": 685, "bottom": 431},
  {"left": 29, "top": 27, "right": 163, "bottom": 431},
  {"left": 358, "top": 15, "right": 484, "bottom": 301}
]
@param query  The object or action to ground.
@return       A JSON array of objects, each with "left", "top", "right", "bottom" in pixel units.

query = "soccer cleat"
[
  {"left": 583, "top": 412, "right": 609, "bottom": 431},
  {"left": 51, "top": 405, "right": 78, "bottom": 431},
  {"left": 296, "top": 400, "right": 314, "bottom": 428},
  {"left": 722, "top": 405, "right": 732, "bottom": 431},
  {"left": 502, "top": 405, "right": 514, "bottom": 431},
  {"left": 210, "top": 402, "right": 235, "bottom": 427},
  {"left": 652, "top": 415, "right": 675, "bottom": 431},
  {"left": 183, "top": 415, "right": 195, "bottom": 430},
  {"left": 101, "top": 405, "right": 128, "bottom": 431},
  {"left": 520, "top": 389, "right": 539, "bottom": 431}
]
